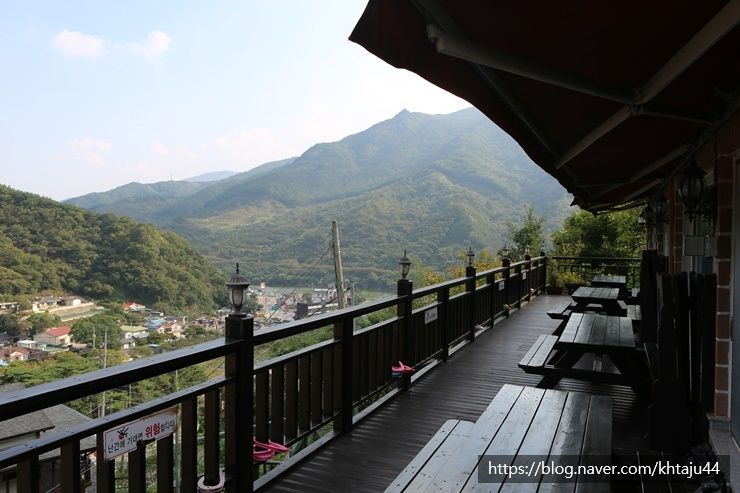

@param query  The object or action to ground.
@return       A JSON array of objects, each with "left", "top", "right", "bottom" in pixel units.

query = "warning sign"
[{"left": 103, "top": 408, "right": 177, "bottom": 460}]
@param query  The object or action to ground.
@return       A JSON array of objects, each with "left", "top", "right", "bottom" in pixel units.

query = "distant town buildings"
[{"left": 34, "top": 326, "right": 72, "bottom": 347}]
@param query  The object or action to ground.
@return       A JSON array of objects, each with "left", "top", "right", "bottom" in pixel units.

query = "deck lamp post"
[
  {"left": 501, "top": 244, "right": 511, "bottom": 317},
  {"left": 465, "top": 246, "right": 476, "bottom": 342},
  {"left": 226, "top": 263, "right": 250, "bottom": 315},
  {"left": 678, "top": 163, "right": 705, "bottom": 220},
  {"left": 466, "top": 246, "right": 475, "bottom": 267},
  {"left": 399, "top": 250, "right": 411, "bottom": 280},
  {"left": 397, "top": 251, "right": 413, "bottom": 389},
  {"left": 524, "top": 245, "right": 531, "bottom": 258},
  {"left": 222, "top": 262, "right": 254, "bottom": 490}
]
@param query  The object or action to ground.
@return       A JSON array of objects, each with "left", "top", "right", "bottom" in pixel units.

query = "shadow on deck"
[{"left": 265, "top": 295, "right": 646, "bottom": 492}]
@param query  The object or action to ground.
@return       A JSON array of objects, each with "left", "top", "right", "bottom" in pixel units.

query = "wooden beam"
[
  {"left": 413, "top": 0, "right": 560, "bottom": 157},
  {"left": 638, "top": 0, "right": 740, "bottom": 103},
  {"left": 554, "top": 1, "right": 739, "bottom": 170},
  {"left": 427, "top": 25, "right": 634, "bottom": 104}
]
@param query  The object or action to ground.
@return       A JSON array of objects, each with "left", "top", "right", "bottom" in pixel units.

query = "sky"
[{"left": 0, "top": 1, "right": 470, "bottom": 200}]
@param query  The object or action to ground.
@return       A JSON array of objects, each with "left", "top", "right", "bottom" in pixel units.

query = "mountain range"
[
  {"left": 66, "top": 108, "right": 572, "bottom": 289},
  {"left": 0, "top": 185, "right": 224, "bottom": 311}
]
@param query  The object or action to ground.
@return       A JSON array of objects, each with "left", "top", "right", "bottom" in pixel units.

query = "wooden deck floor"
[{"left": 264, "top": 295, "right": 646, "bottom": 493}]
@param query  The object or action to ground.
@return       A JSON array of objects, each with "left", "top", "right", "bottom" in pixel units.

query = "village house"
[
  {"left": 159, "top": 320, "right": 184, "bottom": 339},
  {"left": 122, "top": 301, "right": 146, "bottom": 312},
  {"left": 61, "top": 296, "right": 83, "bottom": 307},
  {"left": 0, "top": 301, "right": 19, "bottom": 314},
  {"left": 31, "top": 296, "right": 61, "bottom": 312},
  {"left": 121, "top": 325, "right": 148, "bottom": 340},
  {"left": 1, "top": 346, "right": 29, "bottom": 362},
  {"left": 33, "top": 326, "right": 71, "bottom": 347}
]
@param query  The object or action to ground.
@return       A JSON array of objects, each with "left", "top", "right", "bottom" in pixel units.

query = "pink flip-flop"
[
  {"left": 254, "top": 438, "right": 290, "bottom": 454},
  {"left": 392, "top": 361, "right": 414, "bottom": 373},
  {"left": 253, "top": 441, "right": 275, "bottom": 462}
]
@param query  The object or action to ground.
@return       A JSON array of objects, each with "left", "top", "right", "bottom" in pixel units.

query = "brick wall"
[{"left": 693, "top": 110, "right": 740, "bottom": 418}]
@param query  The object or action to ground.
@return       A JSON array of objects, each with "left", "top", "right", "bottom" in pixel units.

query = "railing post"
[
  {"left": 524, "top": 252, "right": 532, "bottom": 302},
  {"left": 487, "top": 272, "right": 496, "bottom": 325},
  {"left": 397, "top": 277, "right": 413, "bottom": 389},
  {"left": 540, "top": 250, "right": 547, "bottom": 293},
  {"left": 339, "top": 314, "right": 354, "bottom": 432},
  {"left": 439, "top": 287, "right": 450, "bottom": 361},
  {"left": 465, "top": 265, "right": 476, "bottom": 341},
  {"left": 224, "top": 313, "right": 253, "bottom": 492},
  {"left": 502, "top": 256, "right": 511, "bottom": 317}
]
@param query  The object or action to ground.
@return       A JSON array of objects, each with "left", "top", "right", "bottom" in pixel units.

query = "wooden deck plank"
[
  {"left": 385, "top": 419, "right": 470, "bottom": 492},
  {"left": 424, "top": 385, "right": 524, "bottom": 492},
  {"left": 499, "top": 389, "right": 569, "bottom": 493},
  {"left": 461, "top": 387, "right": 546, "bottom": 492},
  {"left": 400, "top": 420, "right": 475, "bottom": 492},
  {"left": 605, "top": 316, "right": 620, "bottom": 347},
  {"left": 619, "top": 317, "right": 634, "bottom": 347},
  {"left": 588, "top": 315, "right": 607, "bottom": 346},
  {"left": 559, "top": 313, "right": 583, "bottom": 344},
  {"left": 573, "top": 314, "right": 595, "bottom": 345},
  {"left": 263, "top": 295, "right": 645, "bottom": 493}
]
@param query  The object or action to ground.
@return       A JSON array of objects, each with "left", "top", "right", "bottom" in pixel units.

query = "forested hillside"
[
  {"left": 0, "top": 185, "right": 224, "bottom": 312},
  {"left": 67, "top": 109, "right": 572, "bottom": 289}
]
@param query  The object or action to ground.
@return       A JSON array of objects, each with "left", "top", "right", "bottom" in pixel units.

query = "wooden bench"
[
  {"left": 518, "top": 335, "right": 558, "bottom": 372},
  {"left": 386, "top": 419, "right": 475, "bottom": 491},
  {"left": 386, "top": 385, "right": 613, "bottom": 492},
  {"left": 546, "top": 301, "right": 574, "bottom": 320}
]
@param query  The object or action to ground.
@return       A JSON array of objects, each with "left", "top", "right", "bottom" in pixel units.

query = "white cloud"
[
  {"left": 127, "top": 31, "right": 171, "bottom": 60},
  {"left": 152, "top": 142, "right": 170, "bottom": 157},
  {"left": 51, "top": 30, "right": 104, "bottom": 59},
  {"left": 63, "top": 137, "right": 112, "bottom": 166}
]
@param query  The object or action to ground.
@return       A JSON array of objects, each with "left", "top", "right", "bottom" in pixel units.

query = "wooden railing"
[
  {"left": 0, "top": 257, "right": 546, "bottom": 492},
  {"left": 550, "top": 256, "right": 640, "bottom": 288}
]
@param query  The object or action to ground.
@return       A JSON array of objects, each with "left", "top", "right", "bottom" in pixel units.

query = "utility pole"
[
  {"left": 102, "top": 327, "right": 108, "bottom": 417},
  {"left": 332, "top": 220, "right": 346, "bottom": 309}
]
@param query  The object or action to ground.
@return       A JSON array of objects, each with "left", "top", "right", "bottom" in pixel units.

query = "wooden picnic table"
[
  {"left": 519, "top": 313, "right": 649, "bottom": 399},
  {"left": 591, "top": 274, "right": 626, "bottom": 288},
  {"left": 571, "top": 286, "right": 626, "bottom": 315},
  {"left": 386, "top": 384, "right": 612, "bottom": 492}
]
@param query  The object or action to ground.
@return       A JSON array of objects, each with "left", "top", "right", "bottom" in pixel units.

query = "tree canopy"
[
  {"left": 551, "top": 208, "right": 644, "bottom": 258},
  {"left": 507, "top": 205, "right": 545, "bottom": 260},
  {"left": 0, "top": 185, "right": 226, "bottom": 312},
  {"left": 70, "top": 312, "right": 124, "bottom": 349}
]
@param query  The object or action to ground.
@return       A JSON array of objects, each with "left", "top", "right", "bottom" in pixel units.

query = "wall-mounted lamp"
[{"left": 678, "top": 163, "right": 706, "bottom": 220}]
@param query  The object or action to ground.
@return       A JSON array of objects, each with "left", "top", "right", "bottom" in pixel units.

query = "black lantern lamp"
[
  {"left": 637, "top": 208, "right": 647, "bottom": 226},
  {"left": 501, "top": 244, "right": 510, "bottom": 260},
  {"left": 653, "top": 195, "right": 669, "bottom": 224},
  {"left": 678, "top": 163, "right": 706, "bottom": 220},
  {"left": 398, "top": 250, "right": 411, "bottom": 280},
  {"left": 524, "top": 245, "right": 531, "bottom": 257},
  {"left": 226, "top": 263, "right": 250, "bottom": 315},
  {"left": 466, "top": 245, "right": 475, "bottom": 267}
]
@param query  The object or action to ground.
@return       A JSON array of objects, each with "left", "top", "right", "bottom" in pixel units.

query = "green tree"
[
  {"left": 551, "top": 208, "right": 644, "bottom": 258},
  {"left": 26, "top": 312, "right": 62, "bottom": 335},
  {"left": 0, "top": 314, "right": 20, "bottom": 336},
  {"left": 70, "top": 312, "right": 124, "bottom": 349},
  {"left": 146, "top": 332, "right": 166, "bottom": 345},
  {"left": 507, "top": 206, "right": 545, "bottom": 260}
]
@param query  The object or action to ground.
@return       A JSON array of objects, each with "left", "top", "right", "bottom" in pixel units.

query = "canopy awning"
[{"left": 350, "top": 0, "right": 740, "bottom": 211}]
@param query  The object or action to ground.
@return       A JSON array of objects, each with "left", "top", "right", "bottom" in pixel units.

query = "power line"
[{"left": 264, "top": 238, "right": 333, "bottom": 324}]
